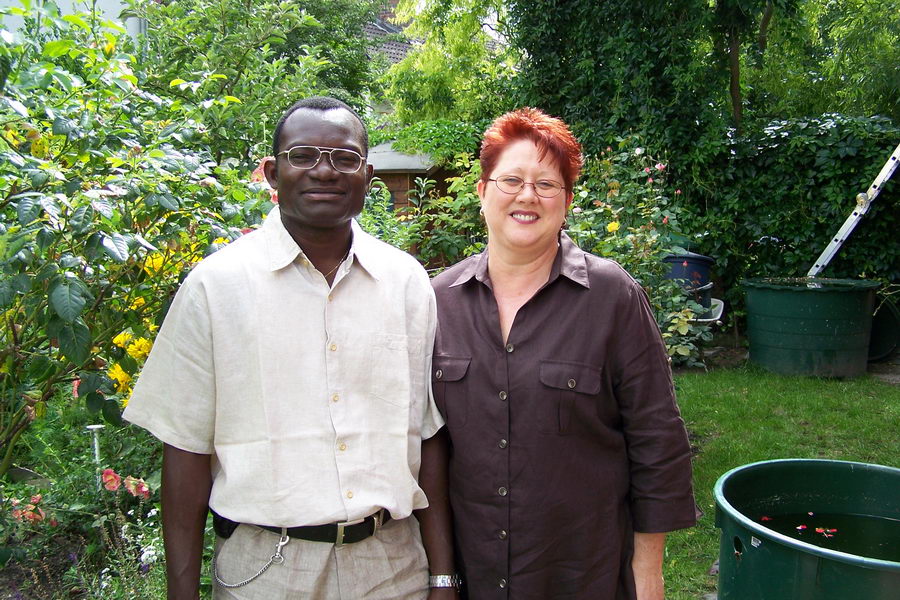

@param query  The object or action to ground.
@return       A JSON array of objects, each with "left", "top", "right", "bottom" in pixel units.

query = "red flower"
[
  {"left": 102, "top": 468, "right": 121, "bottom": 491},
  {"left": 662, "top": 216, "right": 669, "bottom": 225},
  {"left": 30, "top": 494, "right": 42, "bottom": 504},
  {"left": 796, "top": 525, "right": 807, "bottom": 530},
  {"left": 124, "top": 476, "right": 151, "bottom": 500},
  {"left": 760, "top": 516, "right": 772, "bottom": 521}
]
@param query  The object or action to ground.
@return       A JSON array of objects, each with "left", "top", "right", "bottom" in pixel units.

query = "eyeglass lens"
[
  {"left": 286, "top": 146, "right": 363, "bottom": 173},
  {"left": 494, "top": 176, "right": 563, "bottom": 198}
]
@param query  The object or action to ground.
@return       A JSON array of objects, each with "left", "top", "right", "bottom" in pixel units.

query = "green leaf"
[
  {"left": 43, "top": 39, "right": 75, "bottom": 58},
  {"left": 50, "top": 317, "right": 91, "bottom": 365},
  {"left": 78, "top": 371, "right": 106, "bottom": 397},
  {"left": 169, "top": 78, "right": 187, "bottom": 87},
  {"left": 50, "top": 277, "right": 88, "bottom": 322},
  {"left": 52, "top": 116, "right": 78, "bottom": 135},
  {"left": 102, "top": 399, "right": 123, "bottom": 425},
  {"left": 91, "top": 197, "right": 114, "bottom": 218},
  {"left": 101, "top": 233, "right": 129, "bottom": 262},
  {"left": 158, "top": 194, "right": 179, "bottom": 210},
  {"left": 17, "top": 195, "right": 41, "bottom": 224},
  {"left": 223, "top": 95, "right": 242, "bottom": 104},
  {"left": 85, "top": 391, "right": 104, "bottom": 413},
  {"left": 69, "top": 205, "right": 94, "bottom": 234},
  {"left": 4, "top": 97, "right": 28, "bottom": 117},
  {"left": 62, "top": 14, "right": 90, "bottom": 29}
]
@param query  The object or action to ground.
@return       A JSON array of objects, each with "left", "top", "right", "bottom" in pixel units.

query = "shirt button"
[
  {"left": 498, "top": 439, "right": 508, "bottom": 449},
  {"left": 567, "top": 378, "right": 576, "bottom": 389},
  {"left": 329, "top": 343, "right": 337, "bottom": 351},
  {"left": 338, "top": 442, "right": 347, "bottom": 451},
  {"left": 498, "top": 530, "right": 508, "bottom": 540},
  {"left": 498, "top": 486, "right": 508, "bottom": 497},
  {"left": 499, "top": 578, "right": 507, "bottom": 588},
  {"left": 327, "top": 294, "right": 333, "bottom": 302},
  {"left": 498, "top": 390, "right": 508, "bottom": 401},
  {"left": 505, "top": 343, "right": 514, "bottom": 353},
  {"left": 331, "top": 393, "right": 339, "bottom": 403},
  {"left": 346, "top": 490, "right": 353, "bottom": 499},
  {"left": 435, "top": 369, "right": 443, "bottom": 379}
]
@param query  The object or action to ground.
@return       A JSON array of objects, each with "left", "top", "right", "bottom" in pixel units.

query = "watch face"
[{"left": 429, "top": 574, "right": 461, "bottom": 589}]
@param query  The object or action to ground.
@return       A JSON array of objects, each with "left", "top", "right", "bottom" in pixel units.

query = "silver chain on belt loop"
[{"left": 212, "top": 528, "right": 290, "bottom": 589}]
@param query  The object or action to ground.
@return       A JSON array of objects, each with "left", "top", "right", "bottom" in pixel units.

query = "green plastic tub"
[
  {"left": 714, "top": 459, "right": 900, "bottom": 599},
  {"left": 742, "top": 278, "right": 880, "bottom": 377}
]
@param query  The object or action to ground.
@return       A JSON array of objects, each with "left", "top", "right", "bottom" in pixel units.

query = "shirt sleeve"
[
  {"left": 419, "top": 275, "right": 445, "bottom": 440},
  {"left": 123, "top": 273, "right": 216, "bottom": 454},
  {"left": 612, "top": 280, "right": 697, "bottom": 533}
]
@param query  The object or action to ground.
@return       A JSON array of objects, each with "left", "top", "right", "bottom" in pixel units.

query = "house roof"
[
  {"left": 364, "top": 17, "right": 413, "bottom": 64},
  {"left": 367, "top": 142, "right": 434, "bottom": 174}
]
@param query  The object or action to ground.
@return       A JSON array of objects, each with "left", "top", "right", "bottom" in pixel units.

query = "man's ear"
[
  {"left": 366, "top": 162, "right": 374, "bottom": 184},
  {"left": 263, "top": 156, "right": 278, "bottom": 189}
]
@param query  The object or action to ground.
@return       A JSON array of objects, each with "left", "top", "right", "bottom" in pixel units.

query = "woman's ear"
[{"left": 476, "top": 179, "right": 486, "bottom": 200}]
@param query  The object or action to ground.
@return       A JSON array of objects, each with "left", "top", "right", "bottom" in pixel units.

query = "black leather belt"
[{"left": 213, "top": 509, "right": 390, "bottom": 546}]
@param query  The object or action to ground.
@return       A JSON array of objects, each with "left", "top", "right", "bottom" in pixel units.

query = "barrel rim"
[
  {"left": 741, "top": 277, "right": 881, "bottom": 291},
  {"left": 713, "top": 458, "right": 900, "bottom": 571}
]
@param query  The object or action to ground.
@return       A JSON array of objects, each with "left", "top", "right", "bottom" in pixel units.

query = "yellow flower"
[
  {"left": 607, "top": 221, "right": 620, "bottom": 233},
  {"left": 143, "top": 253, "right": 165, "bottom": 276},
  {"left": 120, "top": 389, "right": 132, "bottom": 408},
  {"left": 126, "top": 337, "right": 153, "bottom": 361},
  {"left": 112, "top": 331, "right": 133, "bottom": 348},
  {"left": 108, "top": 363, "right": 132, "bottom": 393},
  {"left": 212, "top": 237, "right": 229, "bottom": 245},
  {"left": 129, "top": 297, "right": 146, "bottom": 310}
]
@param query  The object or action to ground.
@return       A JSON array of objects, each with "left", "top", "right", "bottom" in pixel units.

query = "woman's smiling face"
[{"left": 478, "top": 138, "right": 572, "bottom": 255}]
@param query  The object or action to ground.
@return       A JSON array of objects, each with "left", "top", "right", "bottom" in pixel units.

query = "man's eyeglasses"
[
  {"left": 488, "top": 176, "right": 565, "bottom": 198},
  {"left": 277, "top": 145, "right": 366, "bottom": 174}
]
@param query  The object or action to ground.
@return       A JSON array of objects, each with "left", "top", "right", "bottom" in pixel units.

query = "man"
[{"left": 124, "top": 97, "right": 458, "bottom": 599}]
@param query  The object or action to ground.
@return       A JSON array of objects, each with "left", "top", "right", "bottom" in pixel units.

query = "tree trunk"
[
  {"left": 758, "top": 1, "right": 775, "bottom": 55},
  {"left": 728, "top": 27, "right": 742, "bottom": 134}
]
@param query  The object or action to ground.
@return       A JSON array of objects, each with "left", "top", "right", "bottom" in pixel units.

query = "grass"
[{"left": 664, "top": 364, "right": 900, "bottom": 599}]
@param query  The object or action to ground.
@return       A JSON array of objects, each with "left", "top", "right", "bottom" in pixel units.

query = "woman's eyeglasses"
[
  {"left": 277, "top": 145, "right": 366, "bottom": 174},
  {"left": 488, "top": 176, "right": 565, "bottom": 198}
]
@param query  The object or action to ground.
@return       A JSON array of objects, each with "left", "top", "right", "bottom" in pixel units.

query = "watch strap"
[{"left": 429, "top": 574, "right": 461, "bottom": 589}]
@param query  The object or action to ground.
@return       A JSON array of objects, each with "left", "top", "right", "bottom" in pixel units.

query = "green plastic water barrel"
[
  {"left": 742, "top": 278, "right": 880, "bottom": 377},
  {"left": 714, "top": 459, "right": 900, "bottom": 600}
]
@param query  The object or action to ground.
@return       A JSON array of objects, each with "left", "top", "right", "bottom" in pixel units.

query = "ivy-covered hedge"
[{"left": 683, "top": 114, "right": 899, "bottom": 311}]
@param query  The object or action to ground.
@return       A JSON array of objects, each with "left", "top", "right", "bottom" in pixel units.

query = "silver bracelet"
[{"left": 429, "top": 574, "right": 461, "bottom": 589}]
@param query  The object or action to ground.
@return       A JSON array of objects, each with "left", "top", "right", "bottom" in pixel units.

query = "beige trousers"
[{"left": 212, "top": 516, "right": 429, "bottom": 600}]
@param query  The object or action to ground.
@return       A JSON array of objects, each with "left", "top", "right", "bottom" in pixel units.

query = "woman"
[{"left": 430, "top": 108, "right": 696, "bottom": 599}]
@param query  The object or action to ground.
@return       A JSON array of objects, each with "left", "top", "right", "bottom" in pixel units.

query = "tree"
[
  {"left": 381, "top": 0, "right": 516, "bottom": 124},
  {"left": 743, "top": 0, "right": 900, "bottom": 122},
  {"left": 507, "top": 1, "right": 721, "bottom": 156},
  {"left": 126, "top": 0, "right": 378, "bottom": 164}
]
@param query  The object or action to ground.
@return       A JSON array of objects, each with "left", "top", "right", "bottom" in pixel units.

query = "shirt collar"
[
  {"left": 448, "top": 231, "right": 591, "bottom": 290},
  {"left": 262, "top": 206, "right": 381, "bottom": 280}
]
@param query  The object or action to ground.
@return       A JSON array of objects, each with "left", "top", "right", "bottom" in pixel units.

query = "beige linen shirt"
[{"left": 124, "top": 206, "right": 443, "bottom": 528}]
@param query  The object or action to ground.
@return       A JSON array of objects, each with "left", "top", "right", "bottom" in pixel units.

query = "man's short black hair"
[{"left": 271, "top": 96, "right": 369, "bottom": 157}]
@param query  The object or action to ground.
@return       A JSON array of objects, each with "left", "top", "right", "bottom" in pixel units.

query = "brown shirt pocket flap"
[
  {"left": 433, "top": 356, "right": 471, "bottom": 382},
  {"left": 539, "top": 360, "right": 603, "bottom": 395}
]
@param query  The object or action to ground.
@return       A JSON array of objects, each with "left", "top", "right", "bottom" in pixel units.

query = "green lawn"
[{"left": 664, "top": 365, "right": 900, "bottom": 599}]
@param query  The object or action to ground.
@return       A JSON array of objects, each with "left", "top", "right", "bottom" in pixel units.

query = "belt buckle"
[{"left": 334, "top": 516, "right": 364, "bottom": 547}]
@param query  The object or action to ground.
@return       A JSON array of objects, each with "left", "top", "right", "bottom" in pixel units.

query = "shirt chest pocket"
[
  {"left": 538, "top": 359, "right": 603, "bottom": 435},
  {"left": 432, "top": 355, "right": 470, "bottom": 429}
]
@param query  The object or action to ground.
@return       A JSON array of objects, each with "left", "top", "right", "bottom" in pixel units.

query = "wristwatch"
[{"left": 429, "top": 574, "right": 462, "bottom": 590}]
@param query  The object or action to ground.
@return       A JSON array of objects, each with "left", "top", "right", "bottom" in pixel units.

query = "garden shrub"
[
  {"left": 0, "top": 2, "right": 269, "bottom": 478},
  {"left": 125, "top": 0, "right": 332, "bottom": 165},
  {"left": 682, "top": 114, "right": 900, "bottom": 312}
]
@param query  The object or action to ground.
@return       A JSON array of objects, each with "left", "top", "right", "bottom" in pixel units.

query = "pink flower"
[
  {"left": 30, "top": 494, "right": 42, "bottom": 504},
  {"left": 655, "top": 162, "right": 666, "bottom": 171},
  {"left": 102, "top": 468, "right": 121, "bottom": 491},
  {"left": 675, "top": 189, "right": 682, "bottom": 195},
  {"left": 606, "top": 146, "right": 612, "bottom": 152},
  {"left": 662, "top": 216, "right": 669, "bottom": 225},
  {"left": 124, "top": 476, "right": 151, "bottom": 500},
  {"left": 270, "top": 189, "right": 278, "bottom": 204},
  {"left": 49, "top": 518, "right": 59, "bottom": 527},
  {"left": 23, "top": 507, "right": 45, "bottom": 523},
  {"left": 647, "top": 177, "right": 654, "bottom": 184},
  {"left": 682, "top": 260, "right": 688, "bottom": 267},
  {"left": 250, "top": 158, "right": 269, "bottom": 183},
  {"left": 72, "top": 379, "right": 80, "bottom": 398},
  {"left": 644, "top": 167, "right": 651, "bottom": 173},
  {"left": 11, "top": 509, "right": 23, "bottom": 521}
]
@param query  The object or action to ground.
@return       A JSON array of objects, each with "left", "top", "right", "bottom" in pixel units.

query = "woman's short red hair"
[{"left": 480, "top": 108, "right": 583, "bottom": 191}]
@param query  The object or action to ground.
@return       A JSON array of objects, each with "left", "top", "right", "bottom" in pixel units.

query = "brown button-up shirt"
[{"left": 431, "top": 233, "right": 697, "bottom": 599}]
